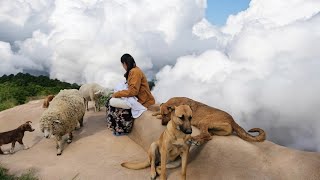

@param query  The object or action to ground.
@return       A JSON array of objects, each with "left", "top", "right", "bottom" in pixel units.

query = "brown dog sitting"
[
  {"left": 153, "top": 97, "right": 266, "bottom": 146},
  {"left": 43, "top": 95, "right": 55, "bottom": 108},
  {"left": 0, "top": 121, "right": 35, "bottom": 154},
  {"left": 122, "top": 105, "right": 193, "bottom": 180}
]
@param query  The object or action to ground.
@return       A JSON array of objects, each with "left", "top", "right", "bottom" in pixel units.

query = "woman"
[
  {"left": 110, "top": 53, "right": 155, "bottom": 108},
  {"left": 106, "top": 53, "right": 155, "bottom": 135}
]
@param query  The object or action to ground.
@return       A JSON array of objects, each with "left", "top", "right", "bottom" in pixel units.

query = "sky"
[
  {"left": 0, "top": 0, "right": 320, "bottom": 152},
  {"left": 206, "top": 0, "right": 250, "bottom": 25}
]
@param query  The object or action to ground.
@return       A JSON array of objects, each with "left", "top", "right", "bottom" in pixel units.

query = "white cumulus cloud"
[{"left": 0, "top": 0, "right": 319, "bottom": 151}]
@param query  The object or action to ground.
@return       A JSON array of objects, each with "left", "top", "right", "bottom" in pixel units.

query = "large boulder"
[
  {"left": 129, "top": 110, "right": 320, "bottom": 180},
  {"left": 0, "top": 101, "right": 319, "bottom": 180}
]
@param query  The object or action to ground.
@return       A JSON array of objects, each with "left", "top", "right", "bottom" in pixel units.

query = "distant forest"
[
  {"left": 0, "top": 73, "right": 79, "bottom": 111},
  {"left": 0, "top": 73, "right": 156, "bottom": 112}
]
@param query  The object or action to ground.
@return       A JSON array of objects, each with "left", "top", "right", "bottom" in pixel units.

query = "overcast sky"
[{"left": 0, "top": 0, "right": 319, "bottom": 151}]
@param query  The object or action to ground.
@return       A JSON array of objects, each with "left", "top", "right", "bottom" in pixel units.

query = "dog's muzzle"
[
  {"left": 184, "top": 129, "right": 192, "bottom": 134},
  {"left": 179, "top": 125, "right": 192, "bottom": 134}
]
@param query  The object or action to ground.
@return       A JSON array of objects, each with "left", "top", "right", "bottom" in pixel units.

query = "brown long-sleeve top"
[{"left": 113, "top": 67, "right": 155, "bottom": 108}]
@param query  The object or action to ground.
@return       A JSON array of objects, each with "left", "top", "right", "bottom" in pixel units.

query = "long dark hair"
[{"left": 121, "top": 53, "right": 136, "bottom": 80}]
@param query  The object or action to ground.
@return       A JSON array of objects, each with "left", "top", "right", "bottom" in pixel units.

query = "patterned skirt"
[{"left": 105, "top": 100, "right": 134, "bottom": 134}]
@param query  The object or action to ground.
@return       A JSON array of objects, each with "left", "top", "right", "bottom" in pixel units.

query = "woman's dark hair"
[{"left": 121, "top": 53, "right": 136, "bottom": 80}]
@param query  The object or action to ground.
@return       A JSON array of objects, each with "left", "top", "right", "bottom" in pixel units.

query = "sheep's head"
[
  {"left": 94, "top": 88, "right": 114, "bottom": 97},
  {"left": 42, "top": 123, "right": 52, "bottom": 139},
  {"left": 41, "top": 116, "right": 59, "bottom": 138},
  {"left": 52, "top": 120, "right": 64, "bottom": 136}
]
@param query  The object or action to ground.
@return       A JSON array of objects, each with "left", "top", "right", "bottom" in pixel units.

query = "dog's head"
[
  {"left": 160, "top": 103, "right": 172, "bottom": 125},
  {"left": 171, "top": 105, "right": 193, "bottom": 134},
  {"left": 20, "top": 121, "right": 35, "bottom": 132}
]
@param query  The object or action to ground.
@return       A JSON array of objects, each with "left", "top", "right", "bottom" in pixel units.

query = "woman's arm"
[{"left": 113, "top": 69, "right": 142, "bottom": 98}]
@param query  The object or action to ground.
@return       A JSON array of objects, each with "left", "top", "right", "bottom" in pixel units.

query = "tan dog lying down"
[
  {"left": 122, "top": 105, "right": 193, "bottom": 180},
  {"left": 153, "top": 97, "right": 266, "bottom": 145}
]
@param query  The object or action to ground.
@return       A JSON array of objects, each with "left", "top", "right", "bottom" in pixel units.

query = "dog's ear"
[{"left": 168, "top": 106, "right": 175, "bottom": 112}]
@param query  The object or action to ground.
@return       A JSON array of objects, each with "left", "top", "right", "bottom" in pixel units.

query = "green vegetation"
[
  {"left": 0, "top": 73, "right": 80, "bottom": 111},
  {"left": 0, "top": 166, "right": 37, "bottom": 180}
]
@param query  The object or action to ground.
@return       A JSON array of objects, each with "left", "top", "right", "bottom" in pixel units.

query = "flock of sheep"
[{"left": 40, "top": 83, "right": 112, "bottom": 155}]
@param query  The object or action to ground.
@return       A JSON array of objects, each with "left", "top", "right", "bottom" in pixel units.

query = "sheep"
[
  {"left": 40, "top": 89, "right": 85, "bottom": 155},
  {"left": 42, "top": 95, "right": 55, "bottom": 108},
  {"left": 79, "top": 83, "right": 112, "bottom": 112}
]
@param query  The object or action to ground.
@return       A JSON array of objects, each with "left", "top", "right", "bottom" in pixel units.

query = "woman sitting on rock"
[{"left": 106, "top": 53, "right": 155, "bottom": 136}]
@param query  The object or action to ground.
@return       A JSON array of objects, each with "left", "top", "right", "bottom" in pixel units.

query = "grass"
[
  {"left": 0, "top": 98, "right": 18, "bottom": 112},
  {"left": 98, "top": 93, "right": 113, "bottom": 108},
  {"left": 0, "top": 166, "right": 38, "bottom": 180}
]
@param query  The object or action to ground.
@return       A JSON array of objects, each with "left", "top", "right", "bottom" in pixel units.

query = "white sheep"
[
  {"left": 40, "top": 89, "right": 85, "bottom": 156},
  {"left": 79, "top": 83, "right": 112, "bottom": 112}
]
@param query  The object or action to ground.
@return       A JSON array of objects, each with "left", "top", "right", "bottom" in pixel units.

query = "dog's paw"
[
  {"left": 23, "top": 146, "right": 29, "bottom": 150},
  {"left": 187, "top": 138, "right": 201, "bottom": 146},
  {"left": 150, "top": 171, "right": 157, "bottom": 180},
  {"left": 57, "top": 153, "right": 62, "bottom": 156},
  {"left": 156, "top": 166, "right": 161, "bottom": 175},
  {"left": 67, "top": 139, "right": 72, "bottom": 144}
]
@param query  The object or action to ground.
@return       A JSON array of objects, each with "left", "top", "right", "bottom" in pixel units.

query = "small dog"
[
  {"left": 122, "top": 105, "right": 193, "bottom": 180},
  {"left": 43, "top": 95, "right": 55, "bottom": 108},
  {"left": 0, "top": 121, "right": 35, "bottom": 154}
]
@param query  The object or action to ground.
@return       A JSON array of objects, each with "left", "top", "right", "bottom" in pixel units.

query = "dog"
[
  {"left": 122, "top": 105, "right": 193, "bottom": 180},
  {"left": 43, "top": 95, "right": 55, "bottom": 108},
  {"left": 153, "top": 97, "right": 266, "bottom": 145},
  {"left": 0, "top": 121, "right": 35, "bottom": 154}
]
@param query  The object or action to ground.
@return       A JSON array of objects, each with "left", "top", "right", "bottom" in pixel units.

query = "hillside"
[{"left": 0, "top": 73, "right": 79, "bottom": 111}]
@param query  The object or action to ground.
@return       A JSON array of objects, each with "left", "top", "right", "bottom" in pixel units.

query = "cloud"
[
  {"left": 0, "top": 0, "right": 214, "bottom": 87},
  {"left": 0, "top": 0, "right": 54, "bottom": 43},
  {"left": 153, "top": 0, "right": 320, "bottom": 151},
  {"left": 0, "top": 0, "right": 319, "bottom": 151}
]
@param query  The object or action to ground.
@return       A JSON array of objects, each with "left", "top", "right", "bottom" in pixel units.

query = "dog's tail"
[
  {"left": 231, "top": 121, "right": 266, "bottom": 142},
  {"left": 121, "top": 159, "right": 150, "bottom": 170}
]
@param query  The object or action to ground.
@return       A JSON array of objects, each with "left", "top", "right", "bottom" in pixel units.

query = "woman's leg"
[{"left": 109, "top": 98, "right": 131, "bottom": 109}]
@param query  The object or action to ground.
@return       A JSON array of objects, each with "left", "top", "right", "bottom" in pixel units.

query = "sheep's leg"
[
  {"left": 79, "top": 116, "right": 84, "bottom": 127},
  {"left": 0, "top": 146, "right": 4, "bottom": 154},
  {"left": 89, "top": 92, "right": 95, "bottom": 112},
  {"left": 18, "top": 139, "right": 29, "bottom": 150},
  {"left": 56, "top": 136, "right": 63, "bottom": 156},
  {"left": 10, "top": 141, "right": 16, "bottom": 154},
  {"left": 86, "top": 100, "right": 89, "bottom": 111},
  {"left": 67, "top": 132, "right": 73, "bottom": 144},
  {"left": 95, "top": 100, "right": 100, "bottom": 112}
]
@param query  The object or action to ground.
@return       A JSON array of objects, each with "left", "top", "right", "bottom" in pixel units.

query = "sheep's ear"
[{"left": 53, "top": 120, "right": 61, "bottom": 124}]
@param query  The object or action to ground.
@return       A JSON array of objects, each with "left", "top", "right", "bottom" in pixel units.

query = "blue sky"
[{"left": 206, "top": 0, "right": 250, "bottom": 25}]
